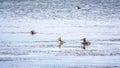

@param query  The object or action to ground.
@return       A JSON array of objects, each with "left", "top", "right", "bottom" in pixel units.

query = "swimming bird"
[
  {"left": 81, "top": 38, "right": 91, "bottom": 49},
  {"left": 57, "top": 37, "right": 63, "bottom": 48},
  {"left": 76, "top": 6, "right": 80, "bottom": 10},
  {"left": 30, "top": 30, "right": 36, "bottom": 35}
]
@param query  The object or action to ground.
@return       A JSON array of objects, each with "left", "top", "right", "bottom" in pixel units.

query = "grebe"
[
  {"left": 31, "top": 30, "right": 36, "bottom": 35},
  {"left": 76, "top": 6, "right": 80, "bottom": 10},
  {"left": 57, "top": 37, "right": 63, "bottom": 48},
  {"left": 81, "top": 38, "right": 91, "bottom": 49}
]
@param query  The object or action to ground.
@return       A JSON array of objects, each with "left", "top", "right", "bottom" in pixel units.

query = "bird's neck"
[{"left": 83, "top": 39, "right": 86, "bottom": 42}]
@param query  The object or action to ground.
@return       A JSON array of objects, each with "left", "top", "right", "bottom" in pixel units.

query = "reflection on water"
[{"left": 0, "top": 0, "right": 120, "bottom": 68}]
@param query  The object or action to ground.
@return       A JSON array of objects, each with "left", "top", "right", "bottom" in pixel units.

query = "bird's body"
[
  {"left": 76, "top": 6, "right": 80, "bottom": 9},
  {"left": 57, "top": 37, "right": 63, "bottom": 48},
  {"left": 31, "top": 30, "right": 36, "bottom": 35},
  {"left": 81, "top": 38, "right": 91, "bottom": 45},
  {"left": 82, "top": 41, "right": 91, "bottom": 46}
]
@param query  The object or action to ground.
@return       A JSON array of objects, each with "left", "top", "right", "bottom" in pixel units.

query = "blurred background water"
[{"left": 0, "top": 0, "right": 120, "bottom": 68}]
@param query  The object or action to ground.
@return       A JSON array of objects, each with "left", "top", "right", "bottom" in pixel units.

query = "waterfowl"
[
  {"left": 81, "top": 38, "right": 91, "bottom": 45},
  {"left": 76, "top": 6, "right": 80, "bottom": 10},
  {"left": 81, "top": 38, "right": 91, "bottom": 49},
  {"left": 30, "top": 30, "right": 36, "bottom": 35},
  {"left": 57, "top": 37, "right": 63, "bottom": 48}
]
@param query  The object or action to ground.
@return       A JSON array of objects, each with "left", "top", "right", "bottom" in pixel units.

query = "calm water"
[{"left": 0, "top": 0, "right": 120, "bottom": 68}]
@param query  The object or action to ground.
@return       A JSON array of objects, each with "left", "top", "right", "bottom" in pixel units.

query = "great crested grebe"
[
  {"left": 57, "top": 37, "right": 63, "bottom": 48},
  {"left": 76, "top": 6, "right": 80, "bottom": 10},
  {"left": 30, "top": 30, "right": 36, "bottom": 35},
  {"left": 81, "top": 38, "right": 91, "bottom": 49}
]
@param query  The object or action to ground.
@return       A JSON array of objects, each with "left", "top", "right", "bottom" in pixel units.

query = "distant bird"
[
  {"left": 57, "top": 37, "right": 63, "bottom": 48},
  {"left": 81, "top": 38, "right": 91, "bottom": 49},
  {"left": 76, "top": 6, "right": 80, "bottom": 10},
  {"left": 30, "top": 30, "right": 36, "bottom": 35}
]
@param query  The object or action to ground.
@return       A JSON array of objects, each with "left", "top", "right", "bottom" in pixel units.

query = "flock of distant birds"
[
  {"left": 30, "top": 6, "right": 91, "bottom": 50},
  {"left": 30, "top": 29, "right": 91, "bottom": 50},
  {"left": 57, "top": 37, "right": 91, "bottom": 50}
]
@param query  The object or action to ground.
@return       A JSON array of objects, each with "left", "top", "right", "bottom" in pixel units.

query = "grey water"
[{"left": 0, "top": 0, "right": 120, "bottom": 68}]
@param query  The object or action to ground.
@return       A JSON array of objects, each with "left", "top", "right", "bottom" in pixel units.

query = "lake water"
[{"left": 0, "top": 0, "right": 120, "bottom": 68}]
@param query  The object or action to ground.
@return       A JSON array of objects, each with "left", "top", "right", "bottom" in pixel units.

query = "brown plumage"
[
  {"left": 31, "top": 30, "right": 36, "bottom": 35},
  {"left": 57, "top": 37, "right": 63, "bottom": 48},
  {"left": 81, "top": 38, "right": 91, "bottom": 49}
]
